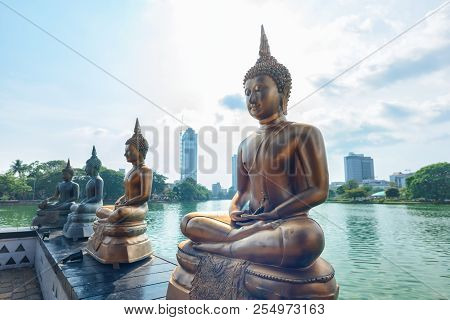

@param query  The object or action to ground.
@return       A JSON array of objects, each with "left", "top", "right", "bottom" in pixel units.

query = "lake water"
[{"left": 1, "top": 201, "right": 449, "bottom": 299}]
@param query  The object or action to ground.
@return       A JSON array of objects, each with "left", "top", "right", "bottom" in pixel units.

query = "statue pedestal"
[
  {"left": 86, "top": 220, "right": 153, "bottom": 266},
  {"left": 63, "top": 212, "right": 96, "bottom": 241},
  {"left": 166, "top": 240, "right": 339, "bottom": 300},
  {"left": 32, "top": 209, "right": 70, "bottom": 229}
]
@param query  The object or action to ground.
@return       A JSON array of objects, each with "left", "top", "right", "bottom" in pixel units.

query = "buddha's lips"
[{"left": 249, "top": 104, "right": 261, "bottom": 113}]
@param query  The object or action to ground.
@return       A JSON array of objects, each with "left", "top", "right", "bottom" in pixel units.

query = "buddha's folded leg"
[
  {"left": 181, "top": 212, "right": 233, "bottom": 243},
  {"left": 96, "top": 206, "right": 114, "bottom": 219},
  {"left": 194, "top": 217, "right": 325, "bottom": 268},
  {"left": 77, "top": 202, "right": 102, "bottom": 214},
  {"left": 106, "top": 204, "right": 147, "bottom": 224}
]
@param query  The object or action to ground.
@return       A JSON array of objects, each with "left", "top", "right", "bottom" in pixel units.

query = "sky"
[{"left": 0, "top": 0, "right": 449, "bottom": 188}]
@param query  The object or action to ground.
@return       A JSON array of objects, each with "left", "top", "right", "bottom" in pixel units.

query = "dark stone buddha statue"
[
  {"left": 32, "top": 159, "right": 79, "bottom": 229},
  {"left": 167, "top": 26, "right": 338, "bottom": 300},
  {"left": 63, "top": 146, "right": 104, "bottom": 241}
]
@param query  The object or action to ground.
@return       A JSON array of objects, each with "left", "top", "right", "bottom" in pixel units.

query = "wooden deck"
[{"left": 39, "top": 230, "right": 176, "bottom": 300}]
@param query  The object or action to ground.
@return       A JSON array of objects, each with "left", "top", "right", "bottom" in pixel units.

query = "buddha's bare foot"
[{"left": 192, "top": 242, "right": 231, "bottom": 257}]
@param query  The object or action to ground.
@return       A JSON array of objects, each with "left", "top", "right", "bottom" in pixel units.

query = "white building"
[{"left": 389, "top": 172, "right": 414, "bottom": 188}]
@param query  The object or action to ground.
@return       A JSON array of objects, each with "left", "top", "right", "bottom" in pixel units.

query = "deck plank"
[{"left": 39, "top": 231, "right": 176, "bottom": 300}]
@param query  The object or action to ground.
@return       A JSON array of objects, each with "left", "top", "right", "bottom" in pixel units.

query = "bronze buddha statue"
[
  {"left": 32, "top": 159, "right": 80, "bottom": 229},
  {"left": 167, "top": 26, "right": 338, "bottom": 299},
  {"left": 63, "top": 146, "right": 104, "bottom": 241},
  {"left": 86, "top": 119, "right": 153, "bottom": 267}
]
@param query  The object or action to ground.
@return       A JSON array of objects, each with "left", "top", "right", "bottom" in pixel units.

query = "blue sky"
[{"left": 0, "top": 0, "right": 449, "bottom": 188}]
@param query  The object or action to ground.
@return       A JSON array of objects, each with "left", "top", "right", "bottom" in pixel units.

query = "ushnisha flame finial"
[
  {"left": 134, "top": 118, "right": 141, "bottom": 134},
  {"left": 66, "top": 158, "right": 71, "bottom": 169},
  {"left": 126, "top": 118, "right": 149, "bottom": 159},
  {"left": 259, "top": 25, "right": 271, "bottom": 58},
  {"left": 92, "top": 145, "right": 97, "bottom": 157}
]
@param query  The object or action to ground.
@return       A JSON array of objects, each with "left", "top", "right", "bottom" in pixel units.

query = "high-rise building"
[
  {"left": 231, "top": 154, "right": 237, "bottom": 192},
  {"left": 344, "top": 152, "right": 374, "bottom": 182},
  {"left": 390, "top": 172, "right": 414, "bottom": 188},
  {"left": 180, "top": 128, "right": 198, "bottom": 181},
  {"left": 212, "top": 182, "right": 222, "bottom": 198}
]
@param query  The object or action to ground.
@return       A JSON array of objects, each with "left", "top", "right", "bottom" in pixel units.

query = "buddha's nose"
[{"left": 249, "top": 92, "right": 257, "bottom": 104}]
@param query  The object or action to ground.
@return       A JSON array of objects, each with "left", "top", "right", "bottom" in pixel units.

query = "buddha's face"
[
  {"left": 124, "top": 144, "right": 141, "bottom": 164},
  {"left": 244, "top": 75, "right": 281, "bottom": 121},
  {"left": 85, "top": 163, "right": 96, "bottom": 177},
  {"left": 62, "top": 171, "right": 73, "bottom": 182}
]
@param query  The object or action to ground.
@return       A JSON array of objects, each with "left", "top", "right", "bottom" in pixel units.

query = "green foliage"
[
  {"left": 173, "top": 178, "right": 211, "bottom": 201},
  {"left": 385, "top": 187, "right": 400, "bottom": 198},
  {"left": 0, "top": 173, "right": 32, "bottom": 200},
  {"left": 328, "top": 189, "right": 336, "bottom": 199},
  {"left": 407, "top": 162, "right": 450, "bottom": 201},
  {"left": 344, "top": 188, "right": 368, "bottom": 200},
  {"left": 336, "top": 185, "right": 346, "bottom": 195},
  {"left": 346, "top": 180, "right": 359, "bottom": 190},
  {"left": 99, "top": 167, "right": 125, "bottom": 202},
  {"left": 152, "top": 171, "right": 168, "bottom": 195}
]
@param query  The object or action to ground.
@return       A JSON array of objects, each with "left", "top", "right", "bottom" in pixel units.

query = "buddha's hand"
[
  {"left": 241, "top": 211, "right": 278, "bottom": 221},
  {"left": 229, "top": 210, "right": 248, "bottom": 222}
]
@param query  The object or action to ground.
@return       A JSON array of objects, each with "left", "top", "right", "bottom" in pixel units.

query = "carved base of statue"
[
  {"left": 166, "top": 240, "right": 339, "bottom": 300},
  {"left": 32, "top": 209, "right": 71, "bottom": 229},
  {"left": 63, "top": 212, "right": 97, "bottom": 241},
  {"left": 85, "top": 208, "right": 153, "bottom": 266}
]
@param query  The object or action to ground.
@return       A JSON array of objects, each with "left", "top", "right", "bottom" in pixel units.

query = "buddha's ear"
[{"left": 281, "top": 93, "right": 288, "bottom": 115}]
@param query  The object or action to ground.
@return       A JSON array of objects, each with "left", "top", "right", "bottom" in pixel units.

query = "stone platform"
[{"left": 0, "top": 228, "right": 176, "bottom": 300}]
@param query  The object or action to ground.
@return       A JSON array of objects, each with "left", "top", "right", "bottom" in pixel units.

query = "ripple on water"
[{"left": 0, "top": 201, "right": 449, "bottom": 299}]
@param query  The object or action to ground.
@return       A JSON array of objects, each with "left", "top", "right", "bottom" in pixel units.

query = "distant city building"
[
  {"left": 329, "top": 182, "right": 345, "bottom": 190},
  {"left": 212, "top": 182, "right": 222, "bottom": 198},
  {"left": 231, "top": 154, "right": 237, "bottom": 192},
  {"left": 390, "top": 172, "right": 414, "bottom": 188},
  {"left": 361, "top": 179, "right": 390, "bottom": 190},
  {"left": 344, "top": 152, "right": 374, "bottom": 182},
  {"left": 180, "top": 128, "right": 198, "bottom": 181},
  {"left": 118, "top": 168, "right": 125, "bottom": 175}
]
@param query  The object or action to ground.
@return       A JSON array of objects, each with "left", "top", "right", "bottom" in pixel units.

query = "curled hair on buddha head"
[
  {"left": 86, "top": 145, "right": 102, "bottom": 173},
  {"left": 243, "top": 25, "right": 292, "bottom": 115},
  {"left": 62, "top": 158, "right": 74, "bottom": 176},
  {"left": 126, "top": 118, "right": 149, "bottom": 159}
]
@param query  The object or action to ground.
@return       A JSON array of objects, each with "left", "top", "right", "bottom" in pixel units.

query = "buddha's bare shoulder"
[
  {"left": 140, "top": 165, "right": 153, "bottom": 175},
  {"left": 288, "top": 122, "right": 324, "bottom": 140}
]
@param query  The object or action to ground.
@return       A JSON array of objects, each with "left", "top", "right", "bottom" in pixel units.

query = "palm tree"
[{"left": 10, "top": 159, "right": 26, "bottom": 177}]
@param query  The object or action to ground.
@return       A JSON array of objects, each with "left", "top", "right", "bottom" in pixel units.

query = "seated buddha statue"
[
  {"left": 86, "top": 119, "right": 153, "bottom": 267},
  {"left": 167, "top": 26, "right": 338, "bottom": 300},
  {"left": 63, "top": 146, "right": 104, "bottom": 241},
  {"left": 32, "top": 159, "right": 80, "bottom": 228}
]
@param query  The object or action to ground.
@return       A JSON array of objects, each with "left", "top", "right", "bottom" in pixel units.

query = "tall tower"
[
  {"left": 180, "top": 128, "right": 198, "bottom": 181},
  {"left": 344, "top": 152, "right": 374, "bottom": 182},
  {"left": 231, "top": 154, "right": 237, "bottom": 192}
]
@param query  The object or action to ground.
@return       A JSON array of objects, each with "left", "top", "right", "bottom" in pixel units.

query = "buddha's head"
[
  {"left": 125, "top": 118, "right": 149, "bottom": 164},
  {"left": 243, "top": 25, "right": 292, "bottom": 121},
  {"left": 62, "top": 158, "right": 74, "bottom": 181},
  {"left": 85, "top": 145, "right": 102, "bottom": 177}
]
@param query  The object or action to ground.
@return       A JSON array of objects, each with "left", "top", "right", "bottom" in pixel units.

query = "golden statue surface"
[
  {"left": 167, "top": 26, "right": 338, "bottom": 299},
  {"left": 86, "top": 119, "right": 153, "bottom": 267}
]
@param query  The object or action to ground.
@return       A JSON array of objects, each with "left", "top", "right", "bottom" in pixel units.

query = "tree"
[
  {"left": 10, "top": 159, "right": 26, "bottom": 177},
  {"left": 346, "top": 180, "right": 359, "bottom": 190},
  {"left": 100, "top": 168, "right": 125, "bottom": 202},
  {"left": 328, "top": 189, "right": 336, "bottom": 199},
  {"left": 407, "top": 162, "right": 450, "bottom": 201},
  {"left": 0, "top": 173, "right": 32, "bottom": 200},
  {"left": 344, "top": 188, "right": 368, "bottom": 200},
  {"left": 152, "top": 171, "right": 168, "bottom": 195},
  {"left": 385, "top": 187, "right": 400, "bottom": 198},
  {"left": 174, "top": 178, "right": 211, "bottom": 201},
  {"left": 336, "top": 185, "right": 346, "bottom": 195}
]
